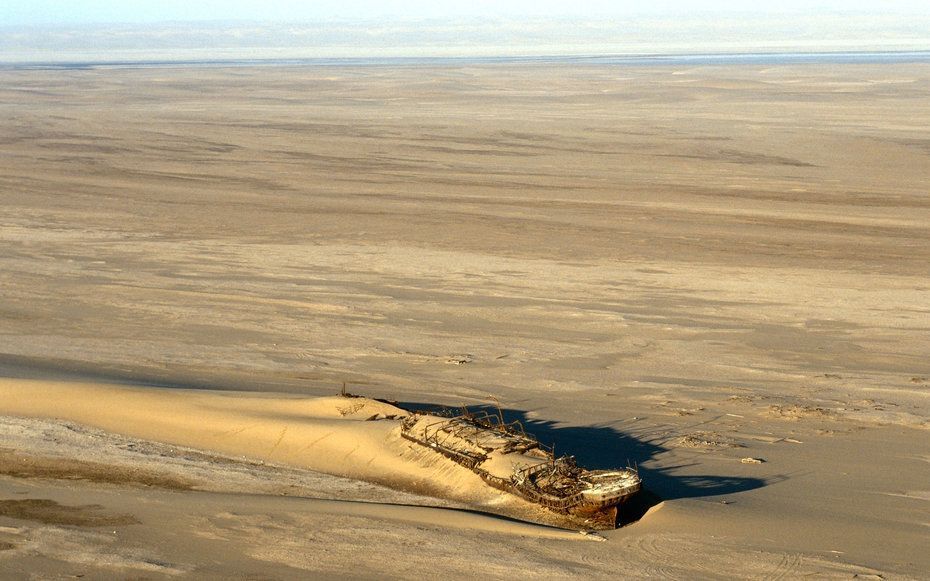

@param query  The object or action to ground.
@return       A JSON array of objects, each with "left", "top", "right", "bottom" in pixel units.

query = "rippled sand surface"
[{"left": 1, "top": 63, "right": 928, "bottom": 578}]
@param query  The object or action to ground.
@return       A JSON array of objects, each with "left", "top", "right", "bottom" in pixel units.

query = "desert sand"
[{"left": 0, "top": 62, "right": 928, "bottom": 578}]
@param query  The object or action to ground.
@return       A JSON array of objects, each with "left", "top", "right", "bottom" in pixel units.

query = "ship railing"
[
  {"left": 402, "top": 415, "right": 491, "bottom": 464},
  {"left": 404, "top": 410, "right": 545, "bottom": 455}
]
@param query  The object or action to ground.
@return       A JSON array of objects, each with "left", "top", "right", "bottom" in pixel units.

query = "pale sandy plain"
[{"left": 0, "top": 63, "right": 928, "bottom": 578}]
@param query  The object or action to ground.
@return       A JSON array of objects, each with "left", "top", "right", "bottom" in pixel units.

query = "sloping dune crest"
[{"left": 0, "top": 378, "right": 572, "bottom": 526}]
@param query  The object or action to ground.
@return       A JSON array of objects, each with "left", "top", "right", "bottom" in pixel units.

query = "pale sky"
[
  {"left": 3, "top": 1, "right": 928, "bottom": 62},
  {"left": 3, "top": 0, "right": 927, "bottom": 25}
]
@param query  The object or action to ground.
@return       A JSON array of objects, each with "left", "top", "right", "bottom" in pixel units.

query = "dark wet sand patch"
[
  {"left": 0, "top": 448, "right": 193, "bottom": 491},
  {"left": 0, "top": 499, "right": 139, "bottom": 527}
]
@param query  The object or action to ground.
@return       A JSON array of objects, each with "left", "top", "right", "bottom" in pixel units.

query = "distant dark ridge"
[{"left": 3, "top": 50, "right": 930, "bottom": 70}]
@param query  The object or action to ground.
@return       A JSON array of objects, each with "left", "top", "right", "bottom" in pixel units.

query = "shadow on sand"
[
  {"left": 398, "top": 401, "right": 770, "bottom": 525},
  {"left": 0, "top": 355, "right": 769, "bottom": 527}
]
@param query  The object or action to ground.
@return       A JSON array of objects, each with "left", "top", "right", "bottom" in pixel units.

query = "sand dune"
[
  {"left": 0, "top": 379, "right": 542, "bottom": 515},
  {"left": 2, "top": 376, "right": 927, "bottom": 578}
]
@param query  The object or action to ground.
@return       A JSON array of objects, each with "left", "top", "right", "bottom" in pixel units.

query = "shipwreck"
[{"left": 397, "top": 405, "right": 641, "bottom": 529}]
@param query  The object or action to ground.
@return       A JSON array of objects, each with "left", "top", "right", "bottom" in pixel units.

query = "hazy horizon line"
[{"left": 3, "top": 15, "right": 929, "bottom": 64}]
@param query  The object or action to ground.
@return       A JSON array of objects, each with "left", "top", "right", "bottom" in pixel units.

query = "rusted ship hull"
[
  {"left": 474, "top": 467, "right": 637, "bottom": 528},
  {"left": 400, "top": 414, "right": 641, "bottom": 529}
]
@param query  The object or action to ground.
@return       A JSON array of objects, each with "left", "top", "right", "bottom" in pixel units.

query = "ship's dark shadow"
[
  {"left": 0, "top": 353, "right": 769, "bottom": 527},
  {"left": 397, "top": 401, "right": 770, "bottom": 525}
]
